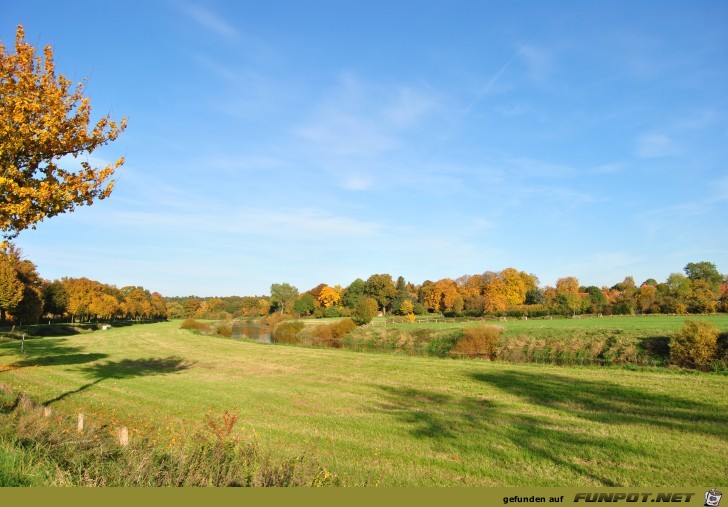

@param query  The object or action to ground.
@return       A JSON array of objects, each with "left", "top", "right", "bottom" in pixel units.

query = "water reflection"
[{"left": 231, "top": 320, "right": 272, "bottom": 343}]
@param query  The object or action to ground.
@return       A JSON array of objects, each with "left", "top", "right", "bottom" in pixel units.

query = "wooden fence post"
[
  {"left": 77, "top": 413, "right": 84, "bottom": 432},
  {"left": 118, "top": 426, "right": 129, "bottom": 447},
  {"left": 43, "top": 406, "right": 51, "bottom": 417}
]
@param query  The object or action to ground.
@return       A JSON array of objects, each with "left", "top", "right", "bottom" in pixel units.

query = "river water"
[{"left": 231, "top": 320, "right": 272, "bottom": 343}]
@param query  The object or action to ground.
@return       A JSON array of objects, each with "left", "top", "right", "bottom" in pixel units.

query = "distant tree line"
[
  {"left": 166, "top": 261, "right": 728, "bottom": 324},
  {"left": 0, "top": 243, "right": 166, "bottom": 325}
]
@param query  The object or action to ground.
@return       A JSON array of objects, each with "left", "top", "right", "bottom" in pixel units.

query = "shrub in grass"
[
  {"left": 264, "top": 313, "right": 291, "bottom": 327},
  {"left": 0, "top": 395, "right": 337, "bottom": 487},
  {"left": 715, "top": 332, "right": 728, "bottom": 370},
  {"left": 451, "top": 326, "right": 500, "bottom": 359},
  {"left": 180, "top": 318, "right": 210, "bottom": 333},
  {"left": 180, "top": 318, "right": 196, "bottom": 329},
  {"left": 426, "top": 331, "right": 460, "bottom": 357},
  {"left": 332, "top": 318, "right": 356, "bottom": 338},
  {"left": 215, "top": 321, "right": 233, "bottom": 337},
  {"left": 352, "top": 297, "right": 378, "bottom": 325},
  {"left": 670, "top": 320, "right": 719, "bottom": 370},
  {"left": 272, "top": 321, "right": 305, "bottom": 344},
  {"left": 323, "top": 307, "right": 341, "bottom": 318},
  {"left": 310, "top": 323, "right": 333, "bottom": 346},
  {"left": 310, "top": 318, "right": 356, "bottom": 348}
]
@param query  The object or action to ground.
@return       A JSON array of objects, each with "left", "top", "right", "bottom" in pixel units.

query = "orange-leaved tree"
[
  {"left": 317, "top": 285, "right": 341, "bottom": 308},
  {"left": 0, "top": 252, "right": 23, "bottom": 323},
  {"left": 1, "top": 25, "right": 126, "bottom": 240}
]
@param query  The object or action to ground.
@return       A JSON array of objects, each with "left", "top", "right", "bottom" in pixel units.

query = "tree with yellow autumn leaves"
[{"left": 1, "top": 25, "right": 126, "bottom": 240}]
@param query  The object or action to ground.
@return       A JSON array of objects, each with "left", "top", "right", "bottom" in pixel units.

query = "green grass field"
[
  {"left": 1, "top": 318, "right": 727, "bottom": 486},
  {"left": 383, "top": 313, "right": 728, "bottom": 333}
]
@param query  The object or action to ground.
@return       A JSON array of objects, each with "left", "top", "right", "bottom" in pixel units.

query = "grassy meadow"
[
  {"left": 344, "top": 314, "right": 728, "bottom": 367},
  {"left": 0, "top": 318, "right": 727, "bottom": 486}
]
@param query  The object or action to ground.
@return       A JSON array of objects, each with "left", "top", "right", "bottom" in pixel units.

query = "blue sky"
[{"left": 2, "top": 1, "right": 727, "bottom": 296}]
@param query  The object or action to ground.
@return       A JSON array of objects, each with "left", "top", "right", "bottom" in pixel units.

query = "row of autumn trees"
[
  {"left": 0, "top": 244, "right": 166, "bottom": 325},
  {"left": 166, "top": 261, "right": 728, "bottom": 322}
]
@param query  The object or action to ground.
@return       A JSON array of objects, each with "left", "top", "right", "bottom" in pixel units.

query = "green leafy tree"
[
  {"left": 586, "top": 286, "right": 608, "bottom": 313},
  {"left": 353, "top": 296, "right": 378, "bottom": 325},
  {"left": 270, "top": 283, "right": 298, "bottom": 314},
  {"left": 342, "top": 278, "right": 366, "bottom": 308},
  {"left": 666, "top": 273, "right": 692, "bottom": 309},
  {"left": 525, "top": 288, "right": 544, "bottom": 305},
  {"left": 451, "top": 296, "right": 464, "bottom": 315},
  {"left": 390, "top": 275, "right": 410, "bottom": 315},
  {"left": 364, "top": 274, "right": 397, "bottom": 316},
  {"left": 166, "top": 302, "right": 185, "bottom": 319},
  {"left": 684, "top": 261, "right": 724, "bottom": 291},
  {"left": 558, "top": 293, "right": 582, "bottom": 317},
  {"left": 43, "top": 280, "right": 68, "bottom": 317},
  {"left": 293, "top": 293, "right": 316, "bottom": 316}
]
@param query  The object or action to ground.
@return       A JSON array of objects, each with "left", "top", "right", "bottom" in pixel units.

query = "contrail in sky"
[{"left": 462, "top": 48, "right": 523, "bottom": 116}]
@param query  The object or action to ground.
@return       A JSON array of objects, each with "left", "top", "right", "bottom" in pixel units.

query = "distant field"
[
  {"left": 382, "top": 313, "right": 728, "bottom": 333},
  {"left": 343, "top": 314, "right": 728, "bottom": 367},
  {"left": 1, "top": 320, "right": 727, "bottom": 486}
]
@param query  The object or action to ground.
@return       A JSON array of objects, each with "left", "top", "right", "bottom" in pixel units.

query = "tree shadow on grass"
[
  {"left": 373, "top": 377, "right": 700, "bottom": 486},
  {"left": 45, "top": 356, "right": 194, "bottom": 405},
  {"left": 376, "top": 385, "right": 496, "bottom": 440},
  {"left": 0, "top": 338, "right": 109, "bottom": 372},
  {"left": 470, "top": 369, "right": 728, "bottom": 441},
  {"left": 374, "top": 384, "right": 637, "bottom": 485}
]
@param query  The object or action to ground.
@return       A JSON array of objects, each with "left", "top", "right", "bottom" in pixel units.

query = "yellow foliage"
[
  {"left": 0, "top": 254, "right": 24, "bottom": 317},
  {"left": 317, "top": 285, "right": 341, "bottom": 308},
  {"left": 556, "top": 277, "right": 579, "bottom": 295},
  {"left": 1, "top": 26, "right": 126, "bottom": 238},
  {"left": 670, "top": 320, "right": 719, "bottom": 370},
  {"left": 399, "top": 299, "right": 414, "bottom": 315},
  {"left": 482, "top": 277, "right": 507, "bottom": 313},
  {"left": 427, "top": 278, "right": 460, "bottom": 312},
  {"left": 458, "top": 274, "right": 483, "bottom": 299},
  {"left": 500, "top": 268, "right": 527, "bottom": 306}
]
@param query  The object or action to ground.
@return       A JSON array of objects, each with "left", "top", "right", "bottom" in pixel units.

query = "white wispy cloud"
[
  {"left": 178, "top": 3, "right": 237, "bottom": 40},
  {"left": 297, "top": 109, "right": 398, "bottom": 158},
  {"left": 88, "top": 204, "right": 382, "bottom": 241},
  {"left": 461, "top": 50, "right": 521, "bottom": 117},
  {"left": 517, "top": 43, "right": 554, "bottom": 83},
  {"left": 190, "top": 53, "right": 242, "bottom": 81},
  {"left": 294, "top": 74, "right": 440, "bottom": 188},
  {"left": 637, "top": 132, "right": 681, "bottom": 158},
  {"left": 494, "top": 103, "right": 531, "bottom": 117}
]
